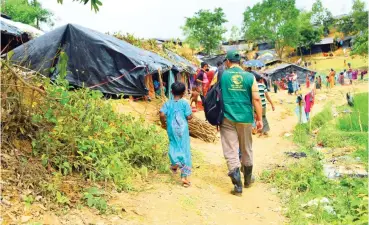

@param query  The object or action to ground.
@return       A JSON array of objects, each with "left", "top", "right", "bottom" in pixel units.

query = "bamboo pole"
[{"left": 158, "top": 68, "right": 165, "bottom": 99}]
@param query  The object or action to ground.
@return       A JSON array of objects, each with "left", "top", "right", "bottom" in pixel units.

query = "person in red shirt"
[
  {"left": 196, "top": 62, "right": 209, "bottom": 95},
  {"left": 206, "top": 69, "right": 215, "bottom": 87}
]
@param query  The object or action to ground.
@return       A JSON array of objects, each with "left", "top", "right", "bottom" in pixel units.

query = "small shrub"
[
  {"left": 82, "top": 187, "right": 107, "bottom": 213},
  {"left": 30, "top": 52, "right": 169, "bottom": 190}
]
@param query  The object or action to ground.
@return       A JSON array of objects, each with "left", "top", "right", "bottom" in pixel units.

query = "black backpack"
[{"left": 200, "top": 71, "right": 224, "bottom": 126}]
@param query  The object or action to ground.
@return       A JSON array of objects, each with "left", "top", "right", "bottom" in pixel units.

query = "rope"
[{"left": 88, "top": 66, "right": 146, "bottom": 89}]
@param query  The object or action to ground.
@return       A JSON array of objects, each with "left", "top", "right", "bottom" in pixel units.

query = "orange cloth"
[
  {"left": 328, "top": 71, "right": 335, "bottom": 87},
  {"left": 145, "top": 74, "right": 155, "bottom": 98}
]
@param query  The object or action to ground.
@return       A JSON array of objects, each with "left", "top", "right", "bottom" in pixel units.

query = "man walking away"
[{"left": 220, "top": 50, "right": 263, "bottom": 196}]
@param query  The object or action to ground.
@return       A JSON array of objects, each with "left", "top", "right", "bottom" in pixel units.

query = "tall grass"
[
  {"left": 337, "top": 93, "right": 368, "bottom": 132},
  {"left": 293, "top": 105, "right": 333, "bottom": 146},
  {"left": 264, "top": 93, "right": 369, "bottom": 225}
]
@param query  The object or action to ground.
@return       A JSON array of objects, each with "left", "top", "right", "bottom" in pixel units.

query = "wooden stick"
[
  {"left": 3, "top": 62, "right": 45, "bottom": 95},
  {"left": 357, "top": 110, "right": 363, "bottom": 132}
]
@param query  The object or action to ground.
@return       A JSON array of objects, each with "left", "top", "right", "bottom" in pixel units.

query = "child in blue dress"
[{"left": 160, "top": 82, "right": 193, "bottom": 187}]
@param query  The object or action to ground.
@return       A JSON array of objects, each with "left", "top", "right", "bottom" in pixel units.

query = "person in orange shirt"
[{"left": 328, "top": 68, "right": 335, "bottom": 88}]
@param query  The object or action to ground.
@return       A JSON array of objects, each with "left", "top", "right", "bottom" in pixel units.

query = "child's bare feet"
[{"left": 181, "top": 177, "right": 191, "bottom": 188}]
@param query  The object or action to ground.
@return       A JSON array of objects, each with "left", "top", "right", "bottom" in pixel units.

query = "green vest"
[{"left": 221, "top": 66, "right": 254, "bottom": 123}]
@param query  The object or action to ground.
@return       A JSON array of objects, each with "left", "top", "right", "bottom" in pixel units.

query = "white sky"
[{"left": 39, "top": 0, "right": 362, "bottom": 39}]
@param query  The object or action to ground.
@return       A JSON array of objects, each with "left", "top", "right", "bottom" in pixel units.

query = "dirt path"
[{"left": 27, "top": 82, "right": 369, "bottom": 225}]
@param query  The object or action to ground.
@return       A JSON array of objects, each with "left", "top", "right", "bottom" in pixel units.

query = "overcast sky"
[{"left": 40, "top": 0, "right": 363, "bottom": 39}]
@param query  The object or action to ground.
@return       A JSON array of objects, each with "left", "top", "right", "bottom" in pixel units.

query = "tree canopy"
[
  {"left": 311, "top": 0, "right": 334, "bottom": 35},
  {"left": 1, "top": 0, "right": 53, "bottom": 28},
  {"left": 57, "top": 0, "right": 102, "bottom": 12},
  {"left": 352, "top": 0, "right": 369, "bottom": 32},
  {"left": 242, "top": 0, "right": 300, "bottom": 57},
  {"left": 229, "top": 26, "right": 242, "bottom": 43},
  {"left": 182, "top": 8, "right": 227, "bottom": 55},
  {"left": 297, "top": 11, "right": 323, "bottom": 56}
]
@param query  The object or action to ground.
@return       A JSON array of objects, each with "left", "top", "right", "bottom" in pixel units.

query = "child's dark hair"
[
  {"left": 297, "top": 94, "right": 303, "bottom": 103},
  {"left": 171, "top": 82, "right": 186, "bottom": 96},
  {"left": 255, "top": 74, "right": 263, "bottom": 82}
]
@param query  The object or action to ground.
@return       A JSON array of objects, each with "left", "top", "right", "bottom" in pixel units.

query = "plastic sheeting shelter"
[
  {"left": 255, "top": 50, "right": 281, "bottom": 65},
  {"left": 297, "top": 37, "right": 334, "bottom": 55},
  {"left": 9, "top": 24, "right": 175, "bottom": 96},
  {"left": 200, "top": 54, "right": 226, "bottom": 67},
  {"left": 264, "top": 63, "right": 316, "bottom": 83},
  {"left": 1, "top": 17, "right": 44, "bottom": 53}
]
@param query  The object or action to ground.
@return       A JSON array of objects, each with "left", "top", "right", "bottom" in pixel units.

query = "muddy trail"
[{"left": 4, "top": 83, "right": 368, "bottom": 225}]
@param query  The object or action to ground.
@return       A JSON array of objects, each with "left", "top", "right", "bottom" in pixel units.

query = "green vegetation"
[
  {"left": 1, "top": 0, "right": 53, "bottom": 28},
  {"left": 311, "top": 0, "right": 334, "bottom": 35},
  {"left": 57, "top": 0, "right": 102, "bottom": 12},
  {"left": 337, "top": 93, "right": 368, "bottom": 132},
  {"left": 263, "top": 93, "right": 368, "bottom": 224},
  {"left": 182, "top": 8, "right": 227, "bottom": 55},
  {"left": 242, "top": 0, "right": 300, "bottom": 57},
  {"left": 112, "top": 33, "right": 199, "bottom": 65},
  {"left": 297, "top": 11, "right": 323, "bottom": 58},
  {"left": 31, "top": 52, "right": 168, "bottom": 190},
  {"left": 1, "top": 53, "right": 169, "bottom": 211}
]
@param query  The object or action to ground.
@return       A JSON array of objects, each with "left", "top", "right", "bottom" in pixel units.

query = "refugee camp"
[{"left": 0, "top": 0, "right": 368, "bottom": 224}]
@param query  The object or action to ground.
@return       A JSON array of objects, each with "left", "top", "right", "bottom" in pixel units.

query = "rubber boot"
[
  {"left": 228, "top": 168, "right": 243, "bottom": 196},
  {"left": 243, "top": 166, "right": 254, "bottom": 188}
]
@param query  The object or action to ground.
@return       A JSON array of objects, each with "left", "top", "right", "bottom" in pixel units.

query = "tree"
[
  {"left": 229, "top": 26, "right": 241, "bottom": 44},
  {"left": 352, "top": 0, "right": 368, "bottom": 32},
  {"left": 297, "top": 11, "right": 323, "bottom": 57},
  {"left": 57, "top": 0, "right": 102, "bottom": 12},
  {"left": 182, "top": 8, "right": 227, "bottom": 55},
  {"left": 242, "top": 0, "right": 300, "bottom": 58},
  {"left": 1, "top": 0, "right": 53, "bottom": 29},
  {"left": 311, "top": 0, "right": 334, "bottom": 36},
  {"left": 337, "top": 15, "right": 355, "bottom": 35},
  {"left": 351, "top": 30, "right": 368, "bottom": 56}
]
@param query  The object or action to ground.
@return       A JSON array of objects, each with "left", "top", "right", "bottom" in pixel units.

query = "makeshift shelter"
[
  {"left": 222, "top": 43, "right": 253, "bottom": 52},
  {"left": 298, "top": 37, "right": 334, "bottom": 55},
  {"left": 164, "top": 49, "right": 198, "bottom": 94},
  {"left": 1, "top": 16, "right": 44, "bottom": 53},
  {"left": 256, "top": 41, "right": 274, "bottom": 51},
  {"left": 337, "top": 36, "right": 354, "bottom": 48},
  {"left": 255, "top": 50, "right": 281, "bottom": 66},
  {"left": 10, "top": 23, "right": 175, "bottom": 96},
  {"left": 200, "top": 54, "right": 226, "bottom": 67},
  {"left": 264, "top": 63, "right": 316, "bottom": 83}
]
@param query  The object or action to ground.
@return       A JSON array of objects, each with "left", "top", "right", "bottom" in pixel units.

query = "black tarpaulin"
[
  {"left": 264, "top": 63, "right": 316, "bottom": 82},
  {"left": 10, "top": 23, "right": 174, "bottom": 96}
]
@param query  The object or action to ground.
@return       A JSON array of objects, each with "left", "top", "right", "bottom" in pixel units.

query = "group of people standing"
[
  {"left": 286, "top": 70, "right": 300, "bottom": 95},
  {"left": 326, "top": 62, "right": 367, "bottom": 88},
  {"left": 160, "top": 50, "right": 269, "bottom": 196}
]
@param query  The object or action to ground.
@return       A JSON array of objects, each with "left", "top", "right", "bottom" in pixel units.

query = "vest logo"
[{"left": 231, "top": 74, "right": 243, "bottom": 85}]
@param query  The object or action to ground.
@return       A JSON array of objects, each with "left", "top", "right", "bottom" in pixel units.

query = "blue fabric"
[
  {"left": 292, "top": 81, "right": 299, "bottom": 92},
  {"left": 160, "top": 99, "right": 192, "bottom": 177},
  {"left": 288, "top": 81, "right": 293, "bottom": 94},
  {"left": 154, "top": 80, "right": 160, "bottom": 90}
]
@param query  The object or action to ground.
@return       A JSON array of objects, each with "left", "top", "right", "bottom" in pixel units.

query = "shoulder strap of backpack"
[{"left": 217, "top": 69, "right": 224, "bottom": 86}]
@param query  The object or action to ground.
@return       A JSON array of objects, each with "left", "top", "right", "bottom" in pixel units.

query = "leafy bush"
[
  {"left": 30, "top": 52, "right": 169, "bottom": 190},
  {"left": 262, "top": 158, "right": 368, "bottom": 225},
  {"left": 83, "top": 187, "right": 107, "bottom": 213}
]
